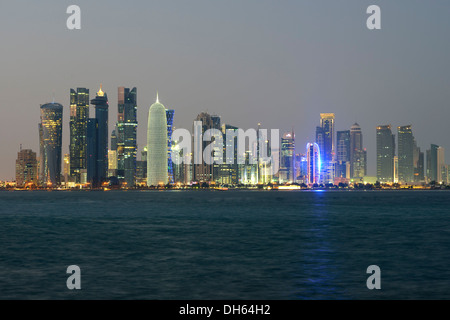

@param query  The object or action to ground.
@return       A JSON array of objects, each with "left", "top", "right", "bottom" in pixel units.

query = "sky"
[{"left": 1, "top": 0, "right": 450, "bottom": 180}]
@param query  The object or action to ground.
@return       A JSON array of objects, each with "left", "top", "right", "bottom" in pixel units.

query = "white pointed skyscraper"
[{"left": 147, "top": 92, "right": 168, "bottom": 186}]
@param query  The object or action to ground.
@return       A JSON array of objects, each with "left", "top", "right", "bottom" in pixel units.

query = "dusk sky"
[{"left": 1, "top": 0, "right": 450, "bottom": 180}]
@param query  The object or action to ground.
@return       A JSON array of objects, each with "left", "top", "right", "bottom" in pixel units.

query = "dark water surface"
[{"left": 0, "top": 190, "right": 449, "bottom": 299}]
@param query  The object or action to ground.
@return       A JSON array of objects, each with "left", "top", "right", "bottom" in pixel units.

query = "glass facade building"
[
  {"left": 70, "top": 88, "right": 89, "bottom": 183},
  {"left": 376, "top": 125, "right": 395, "bottom": 183}
]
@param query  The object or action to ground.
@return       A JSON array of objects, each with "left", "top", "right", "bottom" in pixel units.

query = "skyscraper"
[
  {"left": 316, "top": 113, "right": 335, "bottom": 184},
  {"left": 91, "top": 85, "right": 109, "bottom": 185},
  {"left": 413, "top": 140, "right": 424, "bottom": 182},
  {"left": 192, "top": 112, "right": 221, "bottom": 182},
  {"left": 166, "top": 109, "right": 175, "bottom": 184},
  {"left": 70, "top": 88, "right": 89, "bottom": 183},
  {"left": 218, "top": 124, "right": 239, "bottom": 185},
  {"left": 116, "top": 87, "right": 137, "bottom": 187},
  {"left": 397, "top": 125, "right": 414, "bottom": 183},
  {"left": 350, "top": 123, "right": 367, "bottom": 179},
  {"left": 279, "top": 131, "right": 295, "bottom": 183},
  {"left": 427, "top": 144, "right": 439, "bottom": 183},
  {"left": 40, "top": 102, "right": 63, "bottom": 186},
  {"left": 15, "top": 148, "right": 38, "bottom": 187},
  {"left": 86, "top": 118, "right": 98, "bottom": 186},
  {"left": 376, "top": 125, "right": 395, "bottom": 183},
  {"left": 147, "top": 93, "right": 168, "bottom": 186},
  {"left": 306, "top": 143, "right": 321, "bottom": 185},
  {"left": 336, "top": 130, "right": 350, "bottom": 178}
]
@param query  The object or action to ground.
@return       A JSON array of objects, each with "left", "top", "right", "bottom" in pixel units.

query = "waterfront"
[{"left": 0, "top": 190, "right": 449, "bottom": 299}]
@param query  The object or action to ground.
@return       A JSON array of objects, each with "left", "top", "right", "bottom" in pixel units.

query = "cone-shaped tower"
[{"left": 147, "top": 93, "right": 168, "bottom": 186}]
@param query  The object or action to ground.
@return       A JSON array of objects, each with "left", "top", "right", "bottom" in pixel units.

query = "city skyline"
[{"left": 2, "top": 1, "right": 450, "bottom": 180}]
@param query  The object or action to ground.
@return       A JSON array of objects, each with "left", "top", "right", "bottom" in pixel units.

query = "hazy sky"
[{"left": 1, "top": 0, "right": 450, "bottom": 180}]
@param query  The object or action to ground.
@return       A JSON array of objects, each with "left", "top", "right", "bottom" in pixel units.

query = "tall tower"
[
  {"left": 280, "top": 131, "right": 295, "bottom": 183},
  {"left": 350, "top": 123, "right": 366, "bottom": 179},
  {"left": 116, "top": 87, "right": 137, "bottom": 187},
  {"left": 69, "top": 88, "right": 89, "bottom": 183},
  {"left": 40, "top": 102, "right": 63, "bottom": 186},
  {"left": 376, "top": 125, "right": 395, "bottom": 183},
  {"left": 147, "top": 93, "right": 168, "bottom": 186},
  {"left": 90, "top": 85, "right": 109, "bottom": 185},
  {"left": 306, "top": 142, "right": 321, "bottom": 185},
  {"left": 336, "top": 130, "right": 350, "bottom": 178},
  {"left": 317, "top": 113, "right": 335, "bottom": 184},
  {"left": 397, "top": 125, "right": 414, "bottom": 183},
  {"left": 166, "top": 109, "right": 175, "bottom": 184}
]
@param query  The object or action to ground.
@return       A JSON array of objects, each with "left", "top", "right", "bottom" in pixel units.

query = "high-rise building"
[
  {"left": 63, "top": 154, "right": 70, "bottom": 185},
  {"left": 108, "top": 150, "right": 117, "bottom": 178},
  {"left": 437, "top": 146, "right": 446, "bottom": 184},
  {"left": 116, "top": 87, "right": 137, "bottom": 187},
  {"left": 147, "top": 94, "right": 168, "bottom": 186},
  {"left": 40, "top": 102, "right": 63, "bottom": 186},
  {"left": 306, "top": 143, "right": 321, "bottom": 185},
  {"left": 397, "top": 125, "right": 414, "bottom": 183},
  {"left": 218, "top": 124, "right": 239, "bottom": 185},
  {"left": 192, "top": 112, "right": 221, "bottom": 182},
  {"left": 86, "top": 118, "right": 98, "bottom": 186},
  {"left": 166, "top": 109, "right": 175, "bottom": 184},
  {"left": 427, "top": 144, "right": 439, "bottom": 183},
  {"left": 376, "top": 125, "right": 395, "bottom": 183},
  {"left": 69, "top": 88, "right": 89, "bottom": 183},
  {"left": 350, "top": 123, "right": 367, "bottom": 179},
  {"left": 15, "top": 148, "right": 38, "bottom": 187},
  {"left": 316, "top": 113, "right": 335, "bottom": 184},
  {"left": 279, "top": 131, "right": 295, "bottom": 183},
  {"left": 91, "top": 85, "right": 109, "bottom": 185},
  {"left": 336, "top": 130, "right": 350, "bottom": 178},
  {"left": 413, "top": 139, "right": 424, "bottom": 182}
]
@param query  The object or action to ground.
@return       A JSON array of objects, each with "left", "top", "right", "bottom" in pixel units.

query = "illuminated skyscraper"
[
  {"left": 306, "top": 143, "right": 321, "bottom": 185},
  {"left": 397, "top": 125, "right": 414, "bottom": 183},
  {"left": 316, "top": 113, "right": 335, "bottom": 184},
  {"left": 91, "top": 85, "right": 109, "bottom": 185},
  {"left": 116, "top": 87, "right": 137, "bottom": 187},
  {"left": 350, "top": 123, "right": 367, "bottom": 179},
  {"left": 376, "top": 125, "right": 395, "bottom": 183},
  {"left": 147, "top": 93, "right": 168, "bottom": 186},
  {"left": 279, "top": 131, "right": 295, "bottom": 183},
  {"left": 40, "top": 102, "right": 63, "bottom": 186},
  {"left": 218, "top": 124, "right": 239, "bottom": 185},
  {"left": 166, "top": 109, "right": 175, "bottom": 184},
  {"left": 70, "top": 88, "right": 89, "bottom": 183},
  {"left": 86, "top": 118, "right": 98, "bottom": 186},
  {"left": 336, "top": 130, "right": 350, "bottom": 178},
  {"left": 15, "top": 148, "right": 38, "bottom": 187}
]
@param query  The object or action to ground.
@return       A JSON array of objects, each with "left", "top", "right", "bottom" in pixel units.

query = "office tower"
[
  {"left": 69, "top": 88, "right": 89, "bottom": 183},
  {"left": 413, "top": 140, "right": 424, "bottom": 182},
  {"left": 63, "top": 154, "right": 70, "bottom": 185},
  {"left": 86, "top": 118, "right": 98, "bottom": 186},
  {"left": 91, "top": 85, "right": 109, "bottom": 185},
  {"left": 350, "top": 123, "right": 367, "bottom": 179},
  {"left": 316, "top": 113, "right": 335, "bottom": 184},
  {"left": 166, "top": 109, "right": 175, "bottom": 184},
  {"left": 306, "top": 143, "right": 321, "bottom": 185},
  {"left": 279, "top": 131, "right": 295, "bottom": 183},
  {"left": 397, "top": 125, "right": 414, "bottom": 183},
  {"left": 110, "top": 129, "right": 117, "bottom": 152},
  {"left": 108, "top": 150, "right": 117, "bottom": 178},
  {"left": 427, "top": 144, "right": 439, "bottom": 183},
  {"left": 376, "top": 125, "right": 395, "bottom": 183},
  {"left": 336, "top": 130, "right": 350, "bottom": 178},
  {"left": 295, "top": 153, "right": 308, "bottom": 183},
  {"left": 40, "top": 102, "right": 63, "bottom": 186},
  {"left": 393, "top": 156, "right": 399, "bottom": 183},
  {"left": 116, "top": 87, "right": 137, "bottom": 187},
  {"left": 147, "top": 93, "right": 168, "bottom": 186},
  {"left": 136, "top": 147, "right": 147, "bottom": 185},
  {"left": 192, "top": 112, "right": 221, "bottom": 182},
  {"left": 15, "top": 148, "right": 38, "bottom": 187},
  {"left": 437, "top": 146, "right": 445, "bottom": 184},
  {"left": 218, "top": 124, "right": 239, "bottom": 185}
]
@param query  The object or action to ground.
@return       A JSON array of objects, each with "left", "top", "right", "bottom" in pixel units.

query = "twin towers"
[{"left": 147, "top": 93, "right": 169, "bottom": 186}]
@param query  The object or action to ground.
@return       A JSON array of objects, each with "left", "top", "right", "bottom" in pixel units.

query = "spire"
[
  {"left": 156, "top": 91, "right": 159, "bottom": 103},
  {"left": 97, "top": 84, "right": 104, "bottom": 97}
]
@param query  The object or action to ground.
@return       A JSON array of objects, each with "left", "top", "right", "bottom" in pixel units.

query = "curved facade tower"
[
  {"left": 40, "top": 102, "right": 63, "bottom": 186},
  {"left": 147, "top": 93, "right": 168, "bottom": 186}
]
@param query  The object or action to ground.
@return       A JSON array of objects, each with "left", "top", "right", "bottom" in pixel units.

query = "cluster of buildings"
[{"left": 13, "top": 87, "right": 450, "bottom": 189}]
